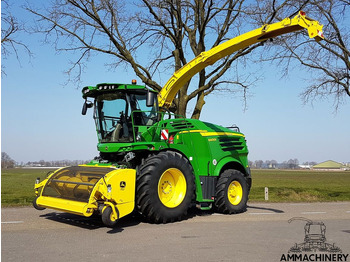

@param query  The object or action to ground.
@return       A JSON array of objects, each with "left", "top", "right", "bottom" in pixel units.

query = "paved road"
[{"left": 2, "top": 202, "right": 350, "bottom": 262}]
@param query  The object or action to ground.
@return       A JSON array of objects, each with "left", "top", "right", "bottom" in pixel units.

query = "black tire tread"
[
  {"left": 32, "top": 197, "right": 46, "bottom": 211},
  {"left": 136, "top": 151, "right": 195, "bottom": 223},
  {"left": 215, "top": 169, "right": 248, "bottom": 214},
  {"left": 102, "top": 206, "right": 118, "bottom": 228}
]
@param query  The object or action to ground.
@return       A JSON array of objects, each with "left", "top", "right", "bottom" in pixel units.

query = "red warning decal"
[{"left": 161, "top": 129, "right": 169, "bottom": 140}]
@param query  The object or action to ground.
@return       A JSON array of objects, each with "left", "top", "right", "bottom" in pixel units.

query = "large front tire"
[
  {"left": 136, "top": 151, "right": 195, "bottom": 223},
  {"left": 214, "top": 169, "right": 248, "bottom": 214}
]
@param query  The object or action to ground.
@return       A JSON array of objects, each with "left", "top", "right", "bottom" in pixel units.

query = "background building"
[{"left": 312, "top": 160, "right": 348, "bottom": 171}]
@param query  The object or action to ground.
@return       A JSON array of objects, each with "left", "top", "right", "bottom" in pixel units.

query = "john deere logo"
[
  {"left": 280, "top": 217, "right": 348, "bottom": 262},
  {"left": 120, "top": 181, "right": 126, "bottom": 189}
]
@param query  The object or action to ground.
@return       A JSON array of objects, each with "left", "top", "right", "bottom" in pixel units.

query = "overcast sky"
[{"left": 1, "top": 1, "right": 349, "bottom": 164}]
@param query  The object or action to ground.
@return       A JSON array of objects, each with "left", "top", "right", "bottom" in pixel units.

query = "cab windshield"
[{"left": 94, "top": 91, "right": 158, "bottom": 143}]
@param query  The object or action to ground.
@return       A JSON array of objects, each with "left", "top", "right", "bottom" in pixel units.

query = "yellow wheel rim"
[
  {"left": 158, "top": 168, "right": 187, "bottom": 208},
  {"left": 110, "top": 212, "right": 117, "bottom": 222},
  {"left": 106, "top": 207, "right": 117, "bottom": 222},
  {"left": 227, "top": 181, "right": 243, "bottom": 205}
]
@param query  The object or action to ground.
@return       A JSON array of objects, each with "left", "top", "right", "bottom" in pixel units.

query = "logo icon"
[
  {"left": 288, "top": 217, "right": 342, "bottom": 253},
  {"left": 280, "top": 217, "right": 349, "bottom": 262},
  {"left": 120, "top": 181, "right": 126, "bottom": 189}
]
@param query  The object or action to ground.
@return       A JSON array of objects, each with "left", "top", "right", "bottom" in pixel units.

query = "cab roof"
[{"left": 82, "top": 83, "right": 157, "bottom": 98}]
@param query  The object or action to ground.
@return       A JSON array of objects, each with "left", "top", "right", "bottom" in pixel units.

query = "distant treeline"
[
  {"left": 2, "top": 151, "right": 318, "bottom": 170},
  {"left": 2, "top": 151, "right": 91, "bottom": 168},
  {"left": 20, "top": 159, "right": 311, "bottom": 169},
  {"left": 19, "top": 159, "right": 90, "bottom": 167},
  {"left": 248, "top": 159, "right": 318, "bottom": 169}
]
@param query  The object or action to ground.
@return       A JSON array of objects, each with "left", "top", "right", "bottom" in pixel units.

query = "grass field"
[
  {"left": 249, "top": 169, "right": 350, "bottom": 202},
  {"left": 1, "top": 168, "right": 350, "bottom": 207},
  {"left": 1, "top": 168, "right": 56, "bottom": 207}
]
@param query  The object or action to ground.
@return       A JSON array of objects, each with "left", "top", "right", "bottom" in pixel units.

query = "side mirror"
[
  {"left": 82, "top": 100, "right": 93, "bottom": 115},
  {"left": 146, "top": 91, "right": 156, "bottom": 107}
]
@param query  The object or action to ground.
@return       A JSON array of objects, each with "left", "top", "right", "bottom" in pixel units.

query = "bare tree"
[
  {"left": 248, "top": 160, "right": 254, "bottom": 168},
  {"left": 1, "top": 0, "right": 32, "bottom": 75},
  {"left": 265, "top": 159, "right": 278, "bottom": 168},
  {"left": 26, "top": 0, "right": 310, "bottom": 118},
  {"left": 287, "top": 158, "right": 299, "bottom": 169},
  {"left": 1, "top": 152, "right": 16, "bottom": 168},
  {"left": 301, "top": 1, "right": 350, "bottom": 109},
  {"left": 254, "top": 159, "right": 264, "bottom": 169},
  {"left": 254, "top": 0, "right": 350, "bottom": 110}
]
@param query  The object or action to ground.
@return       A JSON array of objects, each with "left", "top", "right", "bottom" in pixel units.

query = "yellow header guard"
[{"left": 158, "top": 11, "right": 324, "bottom": 109}]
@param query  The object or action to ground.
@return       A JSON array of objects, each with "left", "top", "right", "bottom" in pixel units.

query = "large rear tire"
[
  {"left": 136, "top": 151, "right": 195, "bottom": 223},
  {"left": 214, "top": 169, "right": 248, "bottom": 214}
]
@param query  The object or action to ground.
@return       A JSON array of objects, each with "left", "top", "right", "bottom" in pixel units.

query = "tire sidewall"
[
  {"left": 150, "top": 153, "right": 194, "bottom": 217},
  {"left": 216, "top": 170, "right": 248, "bottom": 214},
  {"left": 33, "top": 197, "right": 46, "bottom": 210},
  {"left": 102, "top": 206, "right": 118, "bottom": 228},
  {"left": 137, "top": 151, "right": 195, "bottom": 222}
]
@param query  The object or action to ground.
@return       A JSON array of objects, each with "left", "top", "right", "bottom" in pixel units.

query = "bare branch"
[
  {"left": 26, "top": 0, "right": 321, "bottom": 118},
  {"left": 251, "top": 0, "right": 350, "bottom": 111},
  {"left": 1, "top": 0, "right": 32, "bottom": 75}
]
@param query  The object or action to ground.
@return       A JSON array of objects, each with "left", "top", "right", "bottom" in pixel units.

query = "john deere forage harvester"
[{"left": 34, "top": 12, "right": 324, "bottom": 227}]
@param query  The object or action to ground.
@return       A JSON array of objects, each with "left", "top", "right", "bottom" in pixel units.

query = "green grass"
[
  {"left": 1, "top": 168, "right": 350, "bottom": 207},
  {"left": 1, "top": 168, "right": 56, "bottom": 207},
  {"left": 249, "top": 169, "right": 350, "bottom": 202}
]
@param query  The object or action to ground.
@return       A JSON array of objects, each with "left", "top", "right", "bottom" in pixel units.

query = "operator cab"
[{"left": 82, "top": 82, "right": 158, "bottom": 143}]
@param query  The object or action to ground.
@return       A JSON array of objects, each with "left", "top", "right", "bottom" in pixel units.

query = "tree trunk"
[
  {"left": 191, "top": 70, "right": 206, "bottom": 119},
  {"left": 177, "top": 86, "right": 188, "bottom": 118},
  {"left": 172, "top": 48, "right": 189, "bottom": 117},
  {"left": 191, "top": 90, "right": 205, "bottom": 119}
]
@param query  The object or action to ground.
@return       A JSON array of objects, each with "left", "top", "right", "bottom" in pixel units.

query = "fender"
[
  {"left": 102, "top": 202, "right": 120, "bottom": 220},
  {"left": 213, "top": 156, "right": 247, "bottom": 177}
]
